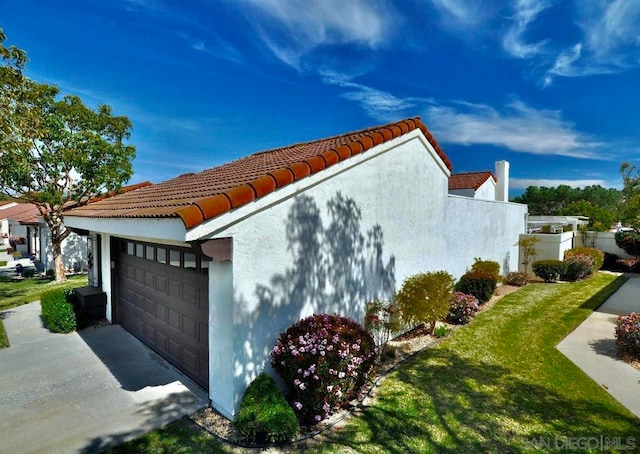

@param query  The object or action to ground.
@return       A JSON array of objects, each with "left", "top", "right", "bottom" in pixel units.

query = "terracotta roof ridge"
[
  {"left": 176, "top": 117, "right": 452, "bottom": 229},
  {"left": 452, "top": 170, "right": 493, "bottom": 176}
]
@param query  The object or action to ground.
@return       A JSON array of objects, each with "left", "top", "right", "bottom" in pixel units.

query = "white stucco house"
[
  {"left": 448, "top": 161, "right": 510, "bottom": 201},
  {"left": 64, "top": 117, "right": 528, "bottom": 419},
  {"left": 0, "top": 202, "right": 87, "bottom": 272}
]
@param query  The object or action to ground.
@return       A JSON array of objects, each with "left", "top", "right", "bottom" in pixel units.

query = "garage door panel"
[
  {"left": 117, "top": 240, "right": 209, "bottom": 390},
  {"left": 156, "top": 275, "right": 167, "bottom": 294},
  {"left": 144, "top": 270, "right": 154, "bottom": 288}
]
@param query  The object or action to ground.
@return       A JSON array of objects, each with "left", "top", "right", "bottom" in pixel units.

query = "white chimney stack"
[{"left": 495, "top": 160, "right": 509, "bottom": 202}]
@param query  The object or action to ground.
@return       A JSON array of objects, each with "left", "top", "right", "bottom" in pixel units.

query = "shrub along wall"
[{"left": 40, "top": 288, "right": 76, "bottom": 333}]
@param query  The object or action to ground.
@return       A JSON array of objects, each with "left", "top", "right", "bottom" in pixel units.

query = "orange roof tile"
[
  {"left": 65, "top": 117, "right": 453, "bottom": 229},
  {"left": 448, "top": 171, "right": 496, "bottom": 191}
]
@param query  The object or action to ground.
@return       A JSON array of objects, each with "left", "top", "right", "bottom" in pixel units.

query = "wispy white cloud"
[
  {"left": 321, "top": 71, "right": 606, "bottom": 161},
  {"left": 548, "top": 1, "right": 640, "bottom": 79},
  {"left": 429, "top": 0, "right": 486, "bottom": 24},
  {"left": 510, "top": 178, "right": 608, "bottom": 189},
  {"left": 423, "top": 99, "right": 605, "bottom": 159},
  {"left": 502, "top": 0, "right": 553, "bottom": 58},
  {"left": 241, "top": 0, "right": 397, "bottom": 71},
  {"left": 321, "top": 72, "right": 416, "bottom": 121}
]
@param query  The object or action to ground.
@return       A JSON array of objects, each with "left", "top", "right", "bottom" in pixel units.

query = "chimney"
[{"left": 495, "top": 160, "right": 509, "bottom": 202}]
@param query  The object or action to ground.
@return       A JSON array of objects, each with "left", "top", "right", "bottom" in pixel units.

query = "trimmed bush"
[
  {"left": 503, "top": 271, "right": 528, "bottom": 287},
  {"left": 233, "top": 372, "right": 299, "bottom": 443},
  {"left": 396, "top": 271, "right": 455, "bottom": 332},
  {"left": 532, "top": 260, "right": 568, "bottom": 283},
  {"left": 22, "top": 269, "right": 36, "bottom": 279},
  {"left": 40, "top": 288, "right": 76, "bottom": 333},
  {"left": 455, "top": 271, "right": 496, "bottom": 303},
  {"left": 616, "top": 313, "right": 640, "bottom": 359},
  {"left": 470, "top": 258, "right": 500, "bottom": 281},
  {"left": 564, "top": 247, "right": 604, "bottom": 271},
  {"left": 562, "top": 254, "right": 595, "bottom": 281},
  {"left": 446, "top": 292, "right": 479, "bottom": 325},
  {"left": 271, "top": 314, "right": 376, "bottom": 425},
  {"left": 615, "top": 230, "right": 640, "bottom": 258}
]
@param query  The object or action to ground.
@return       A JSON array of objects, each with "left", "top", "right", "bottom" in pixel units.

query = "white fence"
[
  {"left": 575, "top": 231, "right": 634, "bottom": 259},
  {"left": 519, "top": 231, "right": 576, "bottom": 272}
]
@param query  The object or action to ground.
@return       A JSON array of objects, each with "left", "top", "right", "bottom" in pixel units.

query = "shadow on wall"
[{"left": 234, "top": 192, "right": 396, "bottom": 391}]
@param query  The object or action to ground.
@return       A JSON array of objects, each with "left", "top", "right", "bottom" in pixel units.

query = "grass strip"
[{"left": 315, "top": 273, "right": 637, "bottom": 452}]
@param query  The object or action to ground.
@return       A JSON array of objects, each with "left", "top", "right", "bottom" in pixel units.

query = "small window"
[
  {"left": 184, "top": 252, "right": 197, "bottom": 271},
  {"left": 200, "top": 257, "right": 210, "bottom": 274},
  {"left": 156, "top": 247, "right": 166, "bottom": 264},
  {"left": 127, "top": 242, "right": 135, "bottom": 255},
  {"left": 169, "top": 250, "right": 181, "bottom": 267},
  {"left": 146, "top": 245, "right": 155, "bottom": 260},
  {"left": 135, "top": 243, "right": 144, "bottom": 258}
]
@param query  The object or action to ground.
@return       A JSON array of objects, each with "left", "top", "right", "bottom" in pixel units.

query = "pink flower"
[
  {"left": 294, "top": 401, "right": 303, "bottom": 410},
  {"left": 315, "top": 415, "right": 322, "bottom": 421}
]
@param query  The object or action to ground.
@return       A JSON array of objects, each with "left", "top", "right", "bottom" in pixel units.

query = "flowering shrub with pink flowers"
[
  {"left": 446, "top": 292, "right": 480, "bottom": 325},
  {"left": 271, "top": 314, "right": 377, "bottom": 425},
  {"left": 616, "top": 312, "right": 640, "bottom": 360}
]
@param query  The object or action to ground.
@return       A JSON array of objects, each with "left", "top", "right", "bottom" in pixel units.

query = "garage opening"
[{"left": 112, "top": 238, "right": 209, "bottom": 389}]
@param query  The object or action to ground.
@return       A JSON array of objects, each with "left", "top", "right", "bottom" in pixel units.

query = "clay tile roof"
[
  {"left": 65, "top": 117, "right": 453, "bottom": 229},
  {"left": 449, "top": 171, "right": 496, "bottom": 191},
  {"left": 0, "top": 203, "right": 40, "bottom": 224}
]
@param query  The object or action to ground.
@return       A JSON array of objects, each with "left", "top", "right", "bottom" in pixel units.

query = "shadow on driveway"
[{"left": 0, "top": 303, "right": 208, "bottom": 454}]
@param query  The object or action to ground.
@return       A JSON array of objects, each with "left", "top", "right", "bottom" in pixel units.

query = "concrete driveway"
[{"left": 0, "top": 303, "right": 208, "bottom": 454}]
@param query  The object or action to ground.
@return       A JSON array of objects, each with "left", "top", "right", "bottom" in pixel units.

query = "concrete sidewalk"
[
  {"left": 0, "top": 303, "right": 208, "bottom": 454},
  {"left": 557, "top": 275, "right": 640, "bottom": 419}
]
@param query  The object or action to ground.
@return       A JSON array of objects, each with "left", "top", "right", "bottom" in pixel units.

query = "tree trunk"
[{"left": 53, "top": 239, "right": 66, "bottom": 282}]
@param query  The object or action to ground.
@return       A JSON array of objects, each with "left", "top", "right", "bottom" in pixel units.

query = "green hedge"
[
  {"left": 233, "top": 372, "right": 299, "bottom": 443},
  {"left": 532, "top": 260, "right": 568, "bottom": 283},
  {"left": 455, "top": 271, "right": 497, "bottom": 303},
  {"left": 40, "top": 288, "right": 76, "bottom": 333}
]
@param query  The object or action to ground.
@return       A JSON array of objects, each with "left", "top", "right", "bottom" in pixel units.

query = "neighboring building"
[
  {"left": 0, "top": 182, "right": 152, "bottom": 273},
  {"left": 448, "top": 161, "right": 510, "bottom": 201},
  {"left": 64, "top": 117, "right": 528, "bottom": 419}
]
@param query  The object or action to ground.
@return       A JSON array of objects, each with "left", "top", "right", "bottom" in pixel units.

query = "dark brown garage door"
[{"left": 114, "top": 239, "right": 209, "bottom": 389}]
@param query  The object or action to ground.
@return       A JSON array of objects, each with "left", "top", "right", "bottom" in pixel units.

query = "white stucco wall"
[
  {"left": 448, "top": 188, "right": 475, "bottom": 198},
  {"left": 206, "top": 135, "right": 526, "bottom": 418},
  {"left": 575, "top": 231, "right": 635, "bottom": 259},
  {"left": 475, "top": 179, "right": 497, "bottom": 201},
  {"left": 39, "top": 223, "right": 88, "bottom": 273},
  {"left": 519, "top": 232, "right": 575, "bottom": 270},
  {"left": 444, "top": 196, "right": 527, "bottom": 278}
]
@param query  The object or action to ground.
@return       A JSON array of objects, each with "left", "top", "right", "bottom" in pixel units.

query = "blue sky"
[{"left": 2, "top": 0, "right": 639, "bottom": 197}]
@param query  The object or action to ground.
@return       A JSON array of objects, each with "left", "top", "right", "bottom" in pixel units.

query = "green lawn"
[
  {"left": 0, "top": 274, "right": 87, "bottom": 348},
  {"left": 111, "top": 273, "right": 639, "bottom": 453}
]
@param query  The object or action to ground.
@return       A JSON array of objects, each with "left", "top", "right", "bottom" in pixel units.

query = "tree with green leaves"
[
  {"left": 513, "top": 184, "right": 621, "bottom": 230},
  {"left": 0, "top": 28, "right": 136, "bottom": 281},
  {"left": 620, "top": 162, "right": 640, "bottom": 228}
]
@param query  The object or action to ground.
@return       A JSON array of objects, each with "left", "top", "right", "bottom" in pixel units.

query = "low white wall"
[
  {"left": 575, "top": 231, "right": 634, "bottom": 259},
  {"left": 445, "top": 196, "right": 527, "bottom": 277},
  {"left": 520, "top": 232, "right": 575, "bottom": 270}
]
